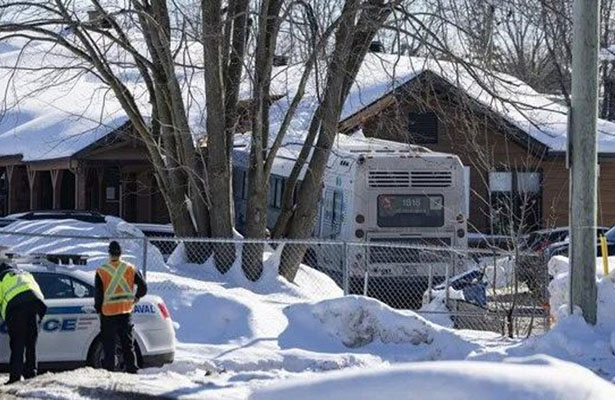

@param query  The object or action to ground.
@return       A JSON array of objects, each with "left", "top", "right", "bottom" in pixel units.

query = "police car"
[{"left": 0, "top": 256, "right": 175, "bottom": 371}]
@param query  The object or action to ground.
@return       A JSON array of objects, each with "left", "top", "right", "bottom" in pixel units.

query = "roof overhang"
[{"left": 339, "top": 70, "right": 551, "bottom": 158}]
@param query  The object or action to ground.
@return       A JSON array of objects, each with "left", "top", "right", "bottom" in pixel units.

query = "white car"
[{"left": 0, "top": 260, "right": 175, "bottom": 371}]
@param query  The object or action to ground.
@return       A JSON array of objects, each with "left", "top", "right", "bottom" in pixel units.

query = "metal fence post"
[
  {"left": 142, "top": 237, "right": 148, "bottom": 280},
  {"left": 543, "top": 252, "right": 551, "bottom": 333},
  {"left": 363, "top": 243, "right": 369, "bottom": 296},
  {"left": 427, "top": 263, "right": 434, "bottom": 304},
  {"left": 445, "top": 252, "right": 451, "bottom": 308},
  {"left": 342, "top": 241, "right": 349, "bottom": 296}
]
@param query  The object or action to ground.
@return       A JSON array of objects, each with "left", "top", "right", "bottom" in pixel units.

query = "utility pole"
[{"left": 568, "top": 0, "right": 600, "bottom": 324}]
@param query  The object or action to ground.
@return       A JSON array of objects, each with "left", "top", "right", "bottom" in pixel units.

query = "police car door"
[{"left": 33, "top": 273, "right": 98, "bottom": 363}]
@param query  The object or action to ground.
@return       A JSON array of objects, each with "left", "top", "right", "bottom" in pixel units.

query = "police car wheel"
[{"left": 87, "top": 338, "right": 142, "bottom": 370}]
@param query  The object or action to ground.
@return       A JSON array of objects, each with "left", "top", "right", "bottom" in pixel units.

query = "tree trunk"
[
  {"left": 202, "top": 0, "right": 236, "bottom": 273},
  {"left": 278, "top": 0, "right": 394, "bottom": 281},
  {"left": 241, "top": 0, "right": 284, "bottom": 280}
]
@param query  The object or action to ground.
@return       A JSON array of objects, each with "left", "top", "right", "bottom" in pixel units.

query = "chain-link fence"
[{"left": 0, "top": 229, "right": 549, "bottom": 338}]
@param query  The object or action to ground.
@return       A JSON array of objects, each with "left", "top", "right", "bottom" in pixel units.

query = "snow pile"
[
  {"left": 5, "top": 218, "right": 615, "bottom": 398},
  {"left": 465, "top": 255, "right": 615, "bottom": 378},
  {"left": 278, "top": 295, "right": 486, "bottom": 362},
  {"left": 250, "top": 355, "right": 615, "bottom": 400},
  {"left": 0, "top": 217, "right": 168, "bottom": 272},
  {"left": 166, "top": 241, "right": 342, "bottom": 300},
  {"left": 284, "top": 296, "right": 435, "bottom": 349},
  {"left": 546, "top": 255, "right": 615, "bottom": 326}
]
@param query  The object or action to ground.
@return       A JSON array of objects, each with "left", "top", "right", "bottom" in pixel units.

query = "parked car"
[
  {"left": 133, "top": 223, "right": 176, "bottom": 259},
  {"left": 7, "top": 210, "right": 107, "bottom": 224},
  {"left": 467, "top": 233, "right": 517, "bottom": 250},
  {"left": 518, "top": 226, "right": 613, "bottom": 295},
  {"left": 544, "top": 225, "right": 615, "bottom": 259},
  {"left": 523, "top": 226, "right": 609, "bottom": 252},
  {"left": 0, "top": 256, "right": 175, "bottom": 371}
]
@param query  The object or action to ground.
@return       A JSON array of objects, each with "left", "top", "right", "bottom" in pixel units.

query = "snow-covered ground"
[{"left": 1, "top": 219, "right": 615, "bottom": 399}]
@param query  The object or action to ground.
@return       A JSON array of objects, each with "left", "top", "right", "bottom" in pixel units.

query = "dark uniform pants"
[
  {"left": 100, "top": 313, "right": 138, "bottom": 373},
  {"left": 6, "top": 302, "right": 42, "bottom": 381}
]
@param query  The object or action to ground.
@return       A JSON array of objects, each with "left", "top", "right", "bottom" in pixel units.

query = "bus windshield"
[{"left": 377, "top": 194, "right": 444, "bottom": 227}]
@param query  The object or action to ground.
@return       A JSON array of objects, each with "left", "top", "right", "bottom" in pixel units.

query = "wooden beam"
[
  {"left": 26, "top": 166, "right": 36, "bottom": 210},
  {"left": 27, "top": 157, "right": 72, "bottom": 171},
  {"left": 5, "top": 165, "right": 14, "bottom": 214},
  {"left": 97, "top": 168, "right": 104, "bottom": 212},
  {"left": 50, "top": 169, "right": 62, "bottom": 210},
  {"left": 72, "top": 165, "right": 88, "bottom": 210},
  {"left": 0, "top": 156, "right": 23, "bottom": 168}
]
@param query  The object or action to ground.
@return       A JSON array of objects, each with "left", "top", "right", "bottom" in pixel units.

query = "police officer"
[
  {"left": 0, "top": 250, "right": 47, "bottom": 385},
  {"left": 95, "top": 241, "right": 147, "bottom": 374}
]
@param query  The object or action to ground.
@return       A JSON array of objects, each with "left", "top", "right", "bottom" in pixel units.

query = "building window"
[
  {"left": 408, "top": 112, "right": 438, "bottom": 144},
  {"left": 489, "top": 171, "right": 542, "bottom": 234}
]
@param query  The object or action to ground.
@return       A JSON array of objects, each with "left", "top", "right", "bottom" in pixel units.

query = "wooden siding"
[{"left": 352, "top": 76, "right": 602, "bottom": 232}]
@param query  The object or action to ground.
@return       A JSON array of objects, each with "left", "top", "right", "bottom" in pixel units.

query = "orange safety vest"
[{"left": 96, "top": 260, "right": 136, "bottom": 316}]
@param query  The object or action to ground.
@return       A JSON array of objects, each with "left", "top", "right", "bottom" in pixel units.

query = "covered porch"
[{"left": 0, "top": 131, "right": 169, "bottom": 224}]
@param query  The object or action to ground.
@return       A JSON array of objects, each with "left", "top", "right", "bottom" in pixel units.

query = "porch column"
[
  {"left": 6, "top": 165, "right": 14, "bottom": 214},
  {"left": 50, "top": 169, "right": 62, "bottom": 210},
  {"left": 74, "top": 166, "right": 88, "bottom": 210},
  {"left": 26, "top": 166, "right": 36, "bottom": 210},
  {"left": 97, "top": 168, "right": 104, "bottom": 211}
]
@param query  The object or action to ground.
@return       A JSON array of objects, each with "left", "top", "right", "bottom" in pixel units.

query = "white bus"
[{"left": 233, "top": 135, "right": 467, "bottom": 308}]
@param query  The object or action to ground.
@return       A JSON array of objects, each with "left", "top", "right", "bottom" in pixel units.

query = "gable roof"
[
  {"left": 272, "top": 53, "right": 615, "bottom": 155},
  {"left": 0, "top": 38, "right": 130, "bottom": 163},
  {"left": 3, "top": 35, "right": 615, "bottom": 163},
  {"left": 0, "top": 36, "right": 212, "bottom": 163},
  {"left": 350, "top": 54, "right": 615, "bottom": 154}
]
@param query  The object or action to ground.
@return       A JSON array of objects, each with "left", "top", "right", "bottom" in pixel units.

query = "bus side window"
[
  {"left": 269, "top": 176, "right": 284, "bottom": 209},
  {"left": 233, "top": 169, "right": 243, "bottom": 199},
  {"left": 332, "top": 190, "right": 343, "bottom": 224},
  {"left": 242, "top": 170, "right": 248, "bottom": 200}
]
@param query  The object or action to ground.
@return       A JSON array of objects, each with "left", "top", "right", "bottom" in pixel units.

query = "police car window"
[{"left": 33, "top": 274, "right": 74, "bottom": 299}]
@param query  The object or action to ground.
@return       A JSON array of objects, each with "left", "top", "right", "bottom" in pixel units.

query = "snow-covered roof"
[
  {"left": 0, "top": 38, "right": 131, "bottom": 162},
  {"left": 0, "top": 35, "right": 215, "bottom": 163},
  {"left": 354, "top": 54, "right": 615, "bottom": 153},
  {"left": 4, "top": 33, "right": 615, "bottom": 163},
  {"left": 271, "top": 53, "right": 615, "bottom": 154}
]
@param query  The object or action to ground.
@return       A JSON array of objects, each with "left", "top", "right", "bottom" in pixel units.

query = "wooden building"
[
  {"left": 0, "top": 123, "right": 169, "bottom": 223},
  {"left": 335, "top": 55, "right": 615, "bottom": 234},
  {"left": 5, "top": 49, "right": 615, "bottom": 234}
]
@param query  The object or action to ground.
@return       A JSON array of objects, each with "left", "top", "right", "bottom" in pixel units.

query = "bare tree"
[
  {"left": 274, "top": 0, "right": 399, "bottom": 281},
  {"left": 0, "top": 0, "right": 248, "bottom": 270}
]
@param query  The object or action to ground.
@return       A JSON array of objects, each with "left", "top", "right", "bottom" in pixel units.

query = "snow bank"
[
  {"left": 279, "top": 296, "right": 485, "bottom": 361},
  {"left": 250, "top": 355, "right": 615, "bottom": 400},
  {"left": 0, "top": 217, "right": 168, "bottom": 272},
  {"left": 283, "top": 296, "right": 435, "bottom": 349},
  {"left": 167, "top": 241, "right": 342, "bottom": 300},
  {"left": 468, "top": 255, "right": 615, "bottom": 378},
  {"left": 547, "top": 255, "right": 615, "bottom": 326}
]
